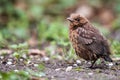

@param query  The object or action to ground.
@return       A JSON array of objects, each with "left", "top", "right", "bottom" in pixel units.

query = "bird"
[{"left": 67, "top": 13, "right": 113, "bottom": 68}]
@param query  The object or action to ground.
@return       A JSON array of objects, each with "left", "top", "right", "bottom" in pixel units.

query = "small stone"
[
  {"left": 22, "top": 54, "right": 27, "bottom": 59},
  {"left": 42, "top": 57, "right": 49, "bottom": 61},
  {"left": 73, "top": 64, "right": 78, "bottom": 67},
  {"left": 88, "top": 72, "right": 93, "bottom": 76},
  {"left": 51, "top": 76, "right": 55, "bottom": 79},
  {"left": 66, "top": 66, "right": 72, "bottom": 72},
  {"left": 57, "top": 55, "right": 63, "bottom": 60},
  {"left": 108, "top": 63, "right": 113, "bottom": 66},
  {"left": 76, "top": 60, "right": 81, "bottom": 64},
  {"left": 87, "top": 62, "right": 91, "bottom": 65},
  {"left": 7, "top": 61, "right": 12, "bottom": 65},
  {"left": 0, "top": 56, "right": 4, "bottom": 59},
  {"left": 14, "top": 69, "right": 19, "bottom": 72},
  {"left": 34, "top": 64, "right": 39, "bottom": 67},
  {"left": 19, "top": 58, "right": 24, "bottom": 61},
  {"left": 108, "top": 62, "right": 114, "bottom": 68},
  {"left": 55, "top": 68, "right": 61, "bottom": 71},
  {"left": 27, "top": 60, "right": 31, "bottom": 64}
]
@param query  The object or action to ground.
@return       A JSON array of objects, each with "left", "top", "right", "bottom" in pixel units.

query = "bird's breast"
[
  {"left": 69, "top": 29, "right": 84, "bottom": 54},
  {"left": 69, "top": 29, "right": 97, "bottom": 61}
]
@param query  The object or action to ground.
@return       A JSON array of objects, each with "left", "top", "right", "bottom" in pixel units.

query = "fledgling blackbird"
[{"left": 67, "top": 13, "right": 113, "bottom": 68}]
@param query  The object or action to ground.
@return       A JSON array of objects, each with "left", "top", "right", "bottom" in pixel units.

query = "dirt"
[
  {"left": 0, "top": 54, "right": 120, "bottom": 80},
  {"left": 44, "top": 60, "right": 120, "bottom": 80}
]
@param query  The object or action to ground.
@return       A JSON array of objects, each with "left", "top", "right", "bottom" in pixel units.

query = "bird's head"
[{"left": 67, "top": 13, "right": 88, "bottom": 27}]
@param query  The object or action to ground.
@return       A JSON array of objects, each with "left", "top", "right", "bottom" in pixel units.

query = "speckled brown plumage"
[{"left": 67, "top": 13, "right": 113, "bottom": 68}]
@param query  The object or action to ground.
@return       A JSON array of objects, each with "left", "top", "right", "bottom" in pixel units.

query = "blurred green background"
[{"left": 0, "top": 0, "right": 120, "bottom": 55}]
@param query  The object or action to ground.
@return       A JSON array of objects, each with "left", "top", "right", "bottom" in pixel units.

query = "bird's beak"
[{"left": 67, "top": 17, "right": 74, "bottom": 22}]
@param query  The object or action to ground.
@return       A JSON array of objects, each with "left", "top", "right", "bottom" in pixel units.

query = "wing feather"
[{"left": 77, "top": 28, "right": 104, "bottom": 55}]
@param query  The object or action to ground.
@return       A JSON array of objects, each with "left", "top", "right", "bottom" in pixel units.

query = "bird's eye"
[{"left": 75, "top": 18, "right": 80, "bottom": 21}]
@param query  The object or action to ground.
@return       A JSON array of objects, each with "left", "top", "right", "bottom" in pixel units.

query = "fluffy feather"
[{"left": 67, "top": 13, "right": 113, "bottom": 68}]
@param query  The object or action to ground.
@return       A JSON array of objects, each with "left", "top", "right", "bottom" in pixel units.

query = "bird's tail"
[{"left": 104, "top": 55, "right": 113, "bottom": 62}]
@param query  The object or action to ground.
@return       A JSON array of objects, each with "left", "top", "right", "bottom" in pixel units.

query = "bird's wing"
[
  {"left": 77, "top": 28, "right": 95, "bottom": 45},
  {"left": 78, "top": 28, "right": 104, "bottom": 55}
]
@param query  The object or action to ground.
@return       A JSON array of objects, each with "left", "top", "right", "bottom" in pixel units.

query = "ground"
[
  {"left": 0, "top": 53, "right": 120, "bottom": 80},
  {"left": 45, "top": 61, "right": 120, "bottom": 80}
]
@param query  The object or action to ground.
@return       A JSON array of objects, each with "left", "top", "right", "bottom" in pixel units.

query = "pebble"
[
  {"left": 57, "top": 55, "right": 63, "bottom": 60},
  {"left": 88, "top": 72, "right": 93, "bottom": 76},
  {"left": 108, "top": 62, "right": 114, "bottom": 68},
  {"left": 22, "top": 54, "right": 27, "bottom": 59},
  {"left": 27, "top": 60, "right": 31, "bottom": 64},
  {"left": 73, "top": 63, "right": 78, "bottom": 67},
  {"left": 55, "top": 68, "right": 61, "bottom": 71},
  {"left": 42, "top": 57, "right": 49, "bottom": 61},
  {"left": 66, "top": 66, "right": 73, "bottom": 72},
  {"left": 51, "top": 76, "right": 55, "bottom": 79},
  {"left": 14, "top": 69, "right": 19, "bottom": 72},
  {"left": 7, "top": 61, "right": 12, "bottom": 65},
  {"left": 19, "top": 58, "right": 24, "bottom": 61},
  {"left": 76, "top": 60, "right": 81, "bottom": 64},
  {"left": 34, "top": 64, "right": 39, "bottom": 67},
  {"left": 0, "top": 56, "right": 4, "bottom": 59},
  {"left": 108, "top": 63, "right": 114, "bottom": 66}
]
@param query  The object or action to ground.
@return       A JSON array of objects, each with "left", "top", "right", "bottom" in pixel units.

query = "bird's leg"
[{"left": 89, "top": 59, "right": 97, "bottom": 68}]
